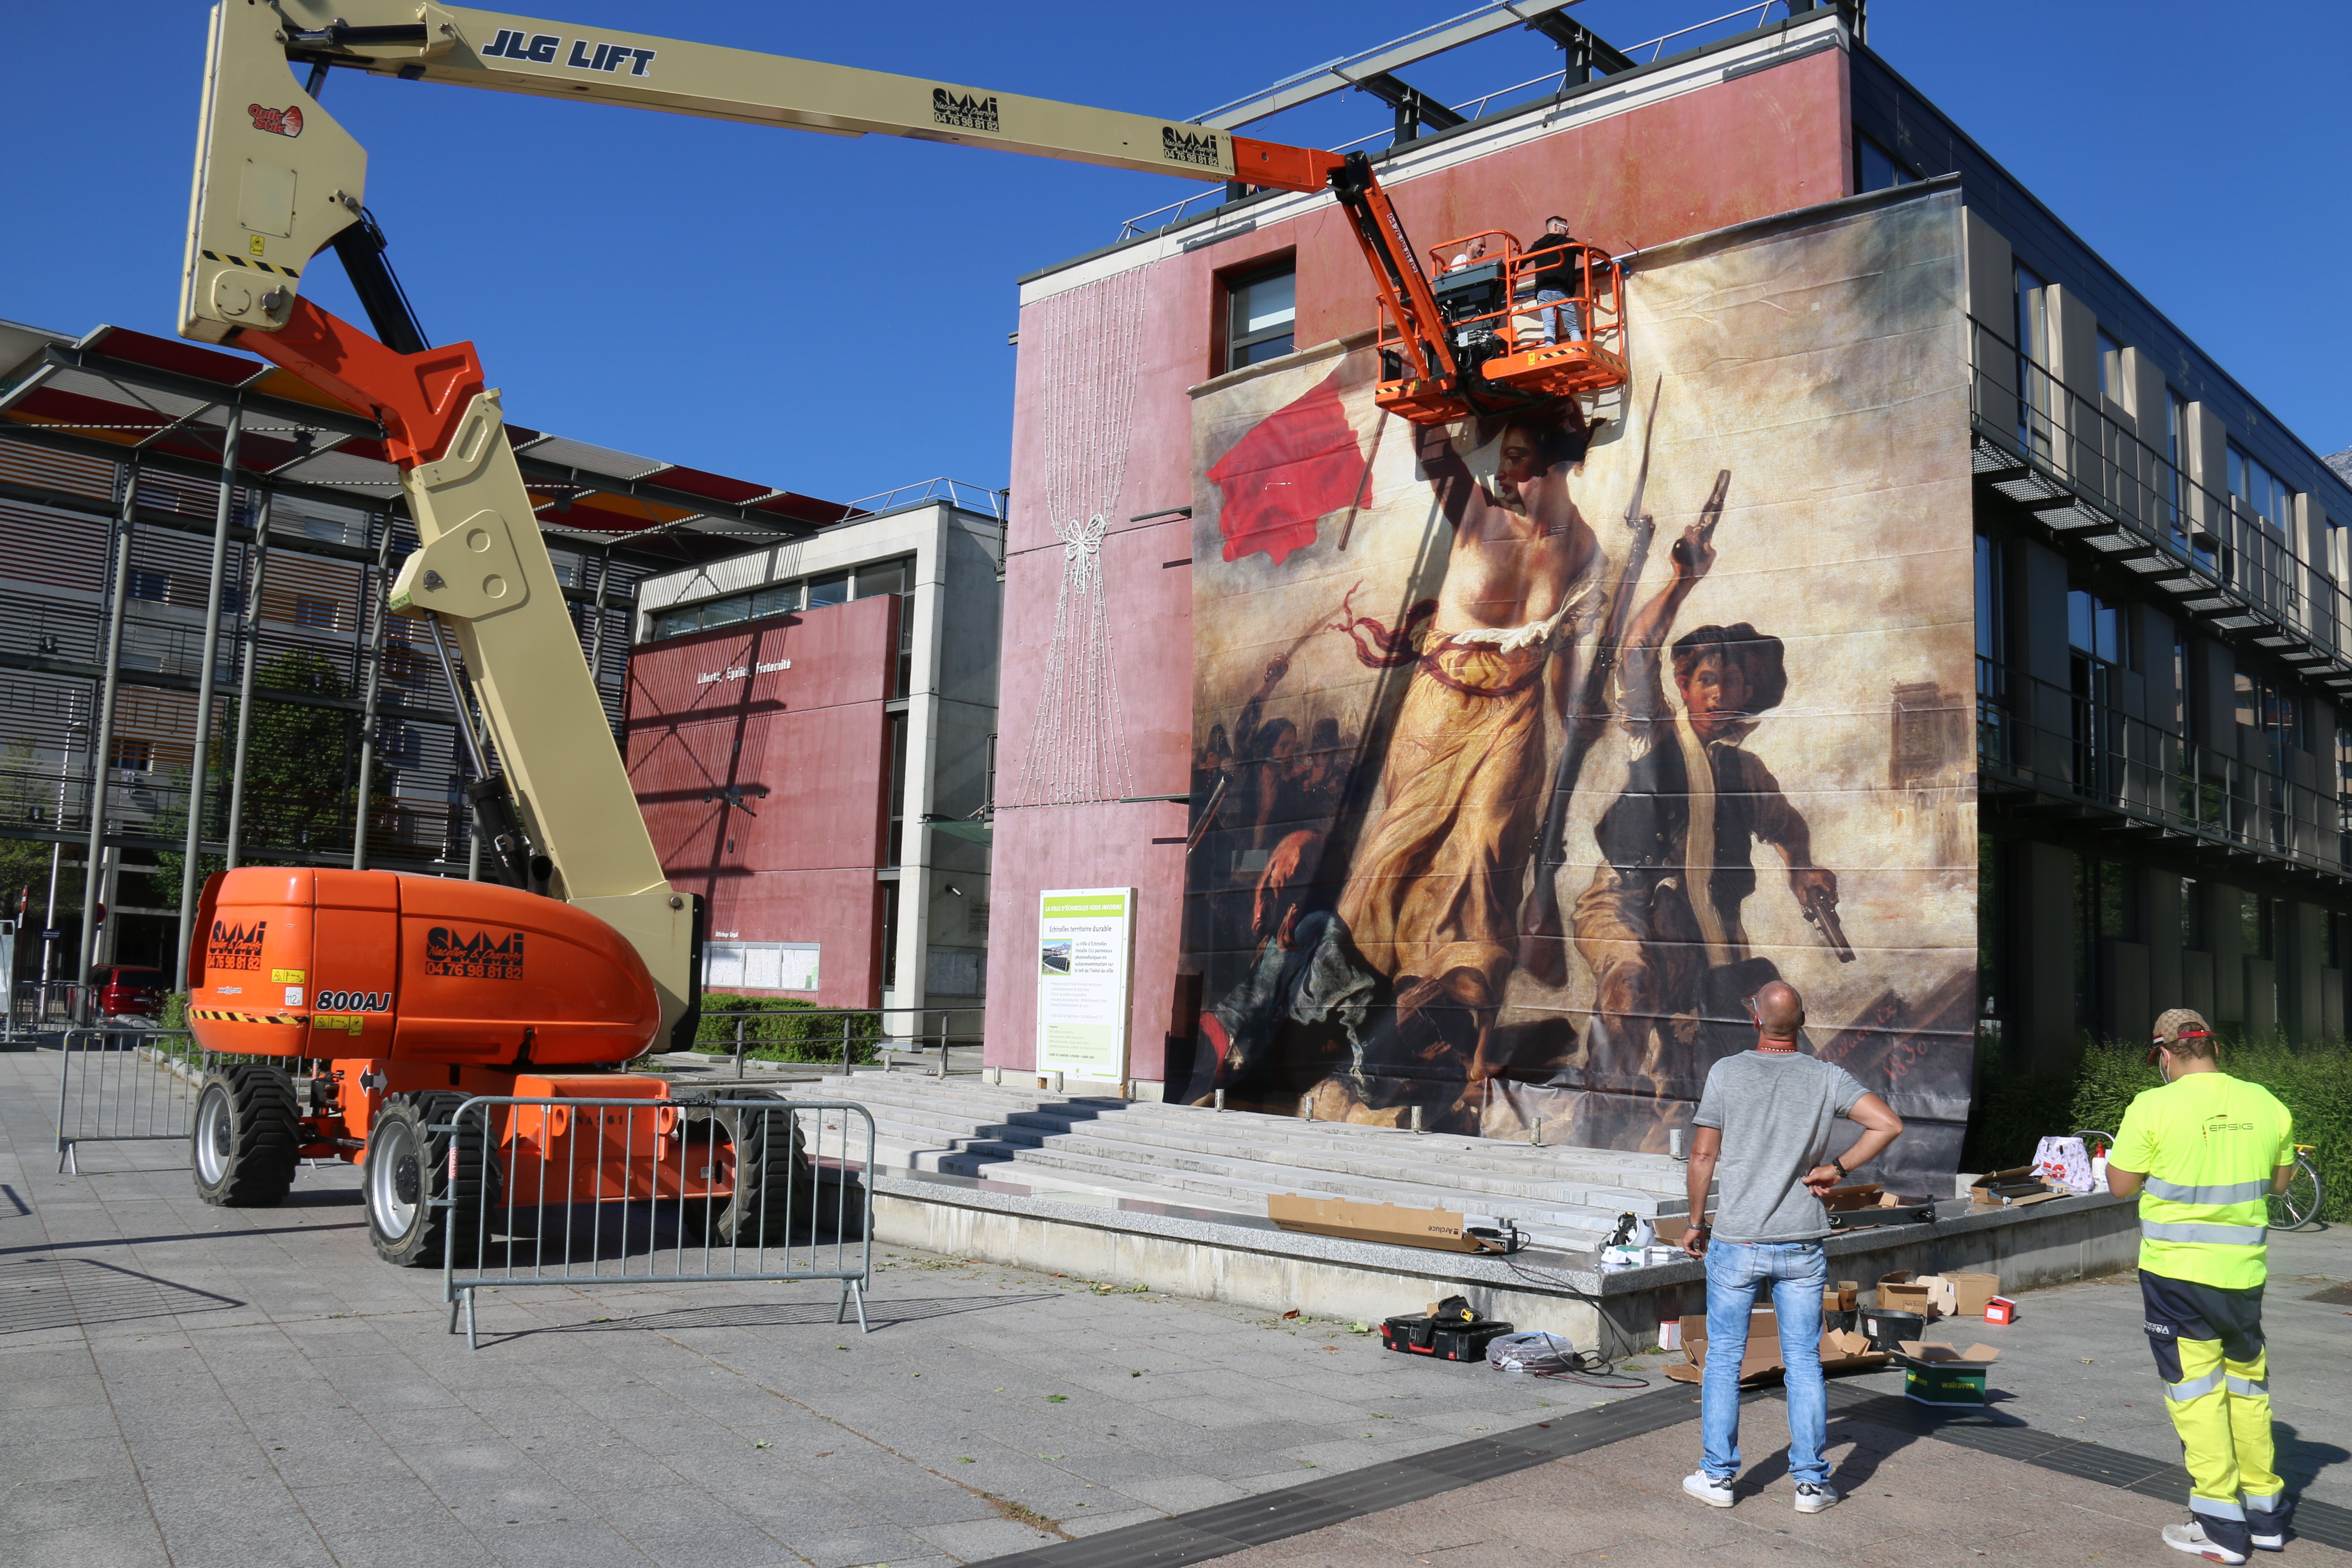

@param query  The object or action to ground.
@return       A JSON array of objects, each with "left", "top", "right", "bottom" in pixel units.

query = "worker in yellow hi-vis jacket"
[{"left": 2105, "top": 1009, "right": 2300, "bottom": 1565}]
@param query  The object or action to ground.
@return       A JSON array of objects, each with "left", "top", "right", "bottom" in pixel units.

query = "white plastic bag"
[
  {"left": 2032, "top": 1135, "right": 2094, "bottom": 1195},
  {"left": 1487, "top": 1330, "right": 1576, "bottom": 1374}
]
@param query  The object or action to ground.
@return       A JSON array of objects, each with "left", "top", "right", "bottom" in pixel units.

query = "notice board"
[{"left": 1036, "top": 888, "right": 1134, "bottom": 1081}]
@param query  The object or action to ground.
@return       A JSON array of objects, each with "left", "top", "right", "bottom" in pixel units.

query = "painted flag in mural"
[{"left": 1206, "top": 371, "right": 1369, "bottom": 565}]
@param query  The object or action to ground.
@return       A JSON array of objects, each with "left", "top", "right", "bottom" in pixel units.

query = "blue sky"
[{"left": 5, "top": 2, "right": 2345, "bottom": 502}]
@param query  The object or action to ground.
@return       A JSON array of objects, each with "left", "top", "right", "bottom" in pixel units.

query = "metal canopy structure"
[{"left": 0, "top": 322, "right": 854, "bottom": 564}]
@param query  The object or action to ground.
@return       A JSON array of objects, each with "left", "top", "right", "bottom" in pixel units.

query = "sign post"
[{"left": 1035, "top": 888, "right": 1135, "bottom": 1089}]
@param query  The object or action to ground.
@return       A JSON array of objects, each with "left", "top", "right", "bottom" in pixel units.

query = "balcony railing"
[
  {"left": 1968, "top": 318, "right": 2349, "bottom": 677},
  {"left": 1978, "top": 656, "right": 2343, "bottom": 876}
]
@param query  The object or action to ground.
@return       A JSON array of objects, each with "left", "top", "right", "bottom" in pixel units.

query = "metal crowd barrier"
[
  {"left": 439, "top": 1095, "right": 877, "bottom": 1350},
  {"left": 55, "top": 1028, "right": 199, "bottom": 1173}
]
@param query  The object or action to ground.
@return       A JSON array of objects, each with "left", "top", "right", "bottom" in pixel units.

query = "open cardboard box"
[
  {"left": 1896, "top": 1340, "right": 2001, "bottom": 1366},
  {"left": 1661, "top": 1309, "right": 1887, "bottom": 1385},
  {"left": 1876, "top": 1271, "right": 1941, "bottom": 1319},
  {"left": 1266, "top": 1193, "right": 1504, "bottom": 1253},
  {"left": 1969, "top": 1166, "right": 2063, "bottom": 1208}
]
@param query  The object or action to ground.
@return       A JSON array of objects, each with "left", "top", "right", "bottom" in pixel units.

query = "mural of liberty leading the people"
[{"left": 1181, "top": 195, "right": 1980, "bottom": 1185}]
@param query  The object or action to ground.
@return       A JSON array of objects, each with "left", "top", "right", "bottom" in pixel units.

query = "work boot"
[{"left": 2163, "top": 1519, "right": 2249, "bottom": 1564}]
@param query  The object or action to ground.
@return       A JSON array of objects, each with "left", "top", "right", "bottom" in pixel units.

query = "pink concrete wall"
[
  {"left": 983, "top": 54, "right": 1852, "bottom": 1079},
  {"left": 625, "top": 595, "right": 896, "bottom": 1008}
]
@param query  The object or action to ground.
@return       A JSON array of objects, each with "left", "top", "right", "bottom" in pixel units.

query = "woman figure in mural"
[
  {"left": 1570, "top": 518, "right": 1840, "bottom": 1150},
  {"left": 1330, "top": 401, "right": 1606, "bottom": 1087}
]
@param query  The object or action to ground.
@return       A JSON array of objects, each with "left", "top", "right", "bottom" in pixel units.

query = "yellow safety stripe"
[
  {"left": 188, "top": 1008, "right": 297, "bottom": 1024},
  {"left": 2145, "top": 1176, "right": 2268, "bottom": 1204}
]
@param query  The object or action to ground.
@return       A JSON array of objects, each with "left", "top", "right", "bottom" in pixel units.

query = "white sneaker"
[
  {"left": 1794, "top": 1482, "right": 1841, "bottom": 1514},
  {"left": 2164, "top": 1521, "right": 2248, "bottom": 1564},
  {"left": 1683, "top": 1470, "right": 1734, "bottom": 1508}
]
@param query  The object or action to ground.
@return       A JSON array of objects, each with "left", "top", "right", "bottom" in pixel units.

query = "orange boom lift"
[{"left": 175, "top": 4, "right": 1629, "bottom": 1265}]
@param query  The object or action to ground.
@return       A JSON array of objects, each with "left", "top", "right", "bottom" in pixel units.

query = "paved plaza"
[{"left": 4, "top": 1047, "right": 2349, "bottom": 1567}]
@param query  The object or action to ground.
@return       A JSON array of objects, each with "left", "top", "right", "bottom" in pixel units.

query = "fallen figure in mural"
[{"left": 1570, "top": 517, "right": 1841, "bottom": 1152}]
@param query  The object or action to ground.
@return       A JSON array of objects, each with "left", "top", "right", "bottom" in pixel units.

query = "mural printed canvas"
[{"left": 1180, "top": 191, "right": 1977, "bottom": 1184}]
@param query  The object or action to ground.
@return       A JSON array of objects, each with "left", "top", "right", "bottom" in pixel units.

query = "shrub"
[
  {"left": 693, "top": 993, "right": 880, "bottom": 1066},
  {"left": 2064, "top": 1036, "right": 2348, "bottom": 1222}
]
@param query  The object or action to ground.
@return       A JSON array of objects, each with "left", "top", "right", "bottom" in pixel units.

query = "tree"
[{"left": 156, "top": 649, "right": 383, "bottom": 894}]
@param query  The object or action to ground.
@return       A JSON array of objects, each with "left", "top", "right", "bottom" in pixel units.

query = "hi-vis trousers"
[{"left": 2141, "top": 1270, "right": 2288, "bottom": 1556}]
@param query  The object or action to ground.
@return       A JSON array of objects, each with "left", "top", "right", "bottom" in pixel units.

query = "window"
[
  {"left": 805, "top": 572, "right": 849, "bottom": 609},
  {"left": 2166, "top": 389, "right": 2192, "bottom": 551},
  {"left": 293, "top": 594, "right": 339, "bottom": 630},
  {"left": 1855, "top": 135, "right": 1915, "bottom": 193},
  {"left": 2234, "top": 671, "right": 2300, "bottom": 750},
  {"left": 2227, "top": 443, "right": 2294, "bottom": 536},
  {"left": 883, "top": 710, "right": 908, "bottom": 867},
  {"left": 2075, "top": 855, "right": 2138, "bottom": 1023},
  {"left": 2173, "top": 624, "right": 2192, "bottom": 734},
  {"left": 1975, "top": 535, "right": 2009, "bottom": 762},
  {"left": 854, "top": 558, "right": 910, "bottom": 598},
  {"left": 2180, "top": 877, "right": 2204, "bottom": 952},
  {"left": 1225, "top": 263, "right": 1296, "bottom": 371},
  {"left": 2015, "top": 263, "right": 2050, "bottom": 458},
  {"left": 750, "top": 584, "right": 799, "bottom": 618},
  {"left": 2242, "top": 893, "right": 2274, "bottom": 961},
  {"left": 128, "top": 569, "right": 169, "bottom": 602},
  {"left": 2097, "top": 330, "right": 2125, "bottom": 408},
  {"left": 109, "top": 737, "right": 153, "bottom": 773},
  {"left": 879, "top": 880, "right": 900, "bottom": 991},
  {"left": 2068, "top": 583, "right": 2127, "bottom": 797},
  {"left": 2068, "top": 586, "right": 2127, "bottom": 669}
]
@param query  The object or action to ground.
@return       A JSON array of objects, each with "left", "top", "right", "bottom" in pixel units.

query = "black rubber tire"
[
  {"left": 190, "top": 1064, "right": 301, "bottom": 1208},
  {"left": 364, "top": 1091, "right": 496, "bottom": 1268},
  {"left": 686, "top": 1092, "right": 809, "bottom": 1247}
]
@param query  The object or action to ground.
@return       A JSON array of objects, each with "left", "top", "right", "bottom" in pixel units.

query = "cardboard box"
[
  {"left": 1984, "top": 1295, "right": 2018, "bottom": 1326},
  {"left": 1819, "top": 1182, "right": 1884, "bottom": 1212},
  {"left": 1266, "top": 1194, "right": 1502, "bottom": 1253},
  {"left": 1939, "top": 1271, "right": 2000, "bottom": 1317},
  {"left": 1896, "top": 1340, "right": 2000, "bottom": 1406},
  {"left": 1969, "top": 1167, "right": 2063, "bottom": 1208},
  {"left": 1876, "top": 1271, "right": 1942, "bottom": 1319},
  {"left": 1662, "top": 1312, "right": 1886, "bottom": 1385}
]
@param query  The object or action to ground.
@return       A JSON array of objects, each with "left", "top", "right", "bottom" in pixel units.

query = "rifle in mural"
[{"left": 1516, "top": 382, "right": 1662, "bottom": 987}]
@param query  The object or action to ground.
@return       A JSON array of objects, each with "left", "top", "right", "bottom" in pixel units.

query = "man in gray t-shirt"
[{"left": 1678, "top": 981, "right": 1903, "bottom": 1518}]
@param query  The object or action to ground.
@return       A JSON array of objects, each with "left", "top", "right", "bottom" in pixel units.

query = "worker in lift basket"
[
  {"left": 2104, "top": 1009, "right": 2300, "bottom": 1564},
  {"left": 1678, "top": 981, "right": 1904, "bottom": 1516}
]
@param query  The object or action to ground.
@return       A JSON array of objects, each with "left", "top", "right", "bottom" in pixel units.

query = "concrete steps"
[{"left": 775, "top": 1074, "right": 1697, "bottom": 1248}]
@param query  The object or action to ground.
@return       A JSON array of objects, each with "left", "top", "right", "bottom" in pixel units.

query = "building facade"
[
  {"left": 626, "top": 492, "right": 1004, "bottom": 1038},
  {"left": 977, "top": 5, "right": 2352, "bottom": 1163}
]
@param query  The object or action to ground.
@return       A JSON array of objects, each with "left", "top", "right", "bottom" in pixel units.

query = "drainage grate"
[{"left": 0, "top": 1256, "right": 242, "bottom": 1334}]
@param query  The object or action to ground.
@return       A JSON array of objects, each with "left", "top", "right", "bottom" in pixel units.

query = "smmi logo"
[
  {"left": 1161, "top": 125, "right": 1221, "bottom": 168},
  {"left": 933, "top": 89, "right": 1001, "bottom": 133},
  {"left": 481, "top": 28, "right": 656, "bottom": 76},
  {"left": 208, "top": 919, "right": 266, "bottom": 972},
  {"left": 424, "top": 926, "right": 526, "bottom": 980},
  {"left": 247, "top": 103, "right": 303, "bottom": 137}
]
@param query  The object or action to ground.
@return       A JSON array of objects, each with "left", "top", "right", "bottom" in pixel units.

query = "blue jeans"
[
  {"left": 1701, "top": 1238, "right": 1829, "bottom": 1485},
  {"left": 1517, "top": 286, "right": 1579, "bottom": 345}
]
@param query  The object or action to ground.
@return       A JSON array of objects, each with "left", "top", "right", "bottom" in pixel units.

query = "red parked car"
[{"left": 89, "top": 965, "right": 169, "bottom": 1017}]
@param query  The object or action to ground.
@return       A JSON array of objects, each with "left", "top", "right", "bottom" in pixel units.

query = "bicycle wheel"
[{"left": 2268, "top": 1156, "right": 2322, "bottom": 1231}]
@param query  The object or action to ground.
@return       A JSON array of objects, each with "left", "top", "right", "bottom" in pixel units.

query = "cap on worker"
[{"left": 2149, "top": 1007, "right": 2215, "bottom": 1061}]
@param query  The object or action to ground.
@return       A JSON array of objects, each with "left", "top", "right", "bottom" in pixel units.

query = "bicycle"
[
  {"left": 2073, "top": 1129, "right": 2323, "bottom": 1231},
  {"left": 2271, "top": 1144, "right": 2324, "bottom": 1232}
]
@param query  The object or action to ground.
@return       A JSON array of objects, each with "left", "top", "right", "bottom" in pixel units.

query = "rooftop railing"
[{"left": 839, "top": 478, "right": 1006, "bottom": 520}]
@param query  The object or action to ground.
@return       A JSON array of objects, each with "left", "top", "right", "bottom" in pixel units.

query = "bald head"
[{"left": 1752, "top": 981, "right": 1804, "bottom": 1041}]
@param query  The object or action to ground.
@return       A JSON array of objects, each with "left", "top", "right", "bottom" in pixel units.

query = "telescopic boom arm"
[{"left": 181, "top": 2, "right": 1460, "bottom": 1040}]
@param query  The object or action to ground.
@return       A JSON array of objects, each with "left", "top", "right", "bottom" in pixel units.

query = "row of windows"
[
  {"left": 125, "top": 569, "right": 350, "bottom": 631},
  {"left": 648, "top": 556, "right": 912, "bottom": 641},
  {"left": 2020, "top": 263, "right": 2332, "bottom": 557}
]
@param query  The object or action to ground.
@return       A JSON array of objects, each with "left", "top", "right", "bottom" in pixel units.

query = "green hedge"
[
  {"left": 692, "top": 993, "right": 880, "bottom": 1066},
  {"left": 1965, "top": 1035, "right": 2348, "bottom": 1222}
]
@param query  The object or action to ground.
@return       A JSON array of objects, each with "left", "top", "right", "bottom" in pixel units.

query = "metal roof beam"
[
  {"left": 511, "top": 453, "right": 827, "bottom": 542},
  {"left": 1196, "top": 0, "right": 1583, "bottom": 130},
  {"left": 40, "top": 343, "right": 383, "bottom": 442}
]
